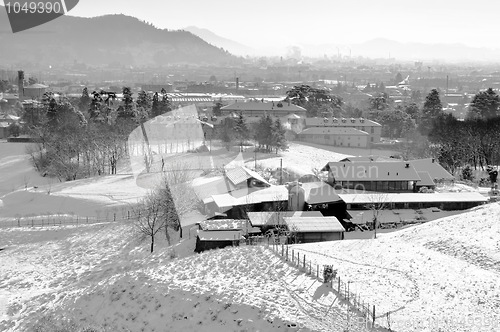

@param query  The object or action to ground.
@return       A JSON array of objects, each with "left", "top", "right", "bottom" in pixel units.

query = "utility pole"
[{"left": 280, "top": 158, "right": 283, "bottom": 185}]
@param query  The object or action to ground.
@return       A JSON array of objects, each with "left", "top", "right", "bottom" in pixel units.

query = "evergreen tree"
[
  {"left": 160, "top": 90, "right": 171, "bottom": 114},
  {"left": 419, "top": 89, "right": 443, "bottom": 135},
  {"left": 271, "top": 118, "right": 288, "bottom": 153},
  {"left": 234, "top": 113, "right": 249, "bottom": 150},
  {"left": 255, "top": 115, "right": 273, "bottom": 151},
  {"left": 468, "top": 88, "right": 500, "bottom": 120},
  {"left": 151, "top": 92, "right": 161, "bottom": 117},
  {"left": 118, "top": 87, "right": 135, "bottom": 119},
  {"left": 395, "top": 72, "right": 403, "bottom": 84},
  {"left": 78, "top": 87, "right": 91, "bottom": 113}
]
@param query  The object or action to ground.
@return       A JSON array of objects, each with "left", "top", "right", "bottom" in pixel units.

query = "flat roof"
[
  {"left": 247, "top": 211, "right": 323, "bottom": 227},
  {"left": 339, "top": 192, "right": 488, "bottom": 204},
  {"left": 284, "top": 216, "right": 345, "bottom": 233},
  {"left": 197, "top": 230, "right": 244, "bottom": 241},
  {"left": 221, "top": 101, "right": 306, "bottom": 112}
]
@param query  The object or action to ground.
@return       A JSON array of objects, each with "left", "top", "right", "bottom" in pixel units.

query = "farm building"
[
  {"left": 304, "top": 117, "right": 382, "bottom": 144},
  {"left": 284, "top": 216, "right": 345, "bottom": 243},
  {"left": 408, "top": 158, "right": 454, "bottom": 183},
  {"left": 197, "top": 219, "right": 261, "bottom": 235},
  {"left": 247, "top": 211, "right": 324, "bottom": 232},
  {"left": 194, "top": 230, "right": 244, "bottom": 253},
  {"left": 192, "top": 165, "right": 272, "bottom": 216},
  {"left": 220, "top": 101, "right": 307, "bottom": 118},
  {"left": 321, "top": 161, "right": 421, "bottom": 192},
  {"left": 0, "top": 122, "right": 9, "bottom": 139},
  {"left": 339, "top": 192, "right": 488, "bottom": 211},
  {"left": 209, "top": 185, "right": 289, "bottom": 219},
  {"left": 297, "top": 127, "right": 370, "bottom": 148}
]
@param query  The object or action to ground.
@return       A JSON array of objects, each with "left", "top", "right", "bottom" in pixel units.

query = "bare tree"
[
  {"left": 364, "top": 192, "right": 389, "bottom": 239},
  {"left": 134, "top": 190, "right": 166, "bottom": 253}
]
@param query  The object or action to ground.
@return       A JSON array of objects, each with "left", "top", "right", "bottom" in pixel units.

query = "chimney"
[
  {"left": 431, "top": 158, "right": 435, "bottom": 163},
  {"left": 17, "top": 70, "right": 24, "bottom": 101},
  {"left": 236, "top": 77, "right": 239, "bottom": 92},
  {"left": 405, "top": 163, "right": 410, "bottom": 168}
]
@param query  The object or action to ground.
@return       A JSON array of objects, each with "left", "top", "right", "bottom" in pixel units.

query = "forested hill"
[{"left": 0, "top": 9, "right": 241, "bottom": 66}]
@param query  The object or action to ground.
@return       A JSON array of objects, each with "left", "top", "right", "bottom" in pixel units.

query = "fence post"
[
  {"left": 372, "top": 305, "right": 376, "bottom": 326},
  {"left": 303, "top": 255, "right": 305, "bottom": 269},
  {"left": 309, "top": 261, "right": 311, "bottom": 275},
  {"left": 282, "top": 244, "right": 284, "bottom": 257},
  {"left": 127, "top": 210, "right": 130, "bottom": 219},
  {"left": 317, "top": 265, "right": 319, "bottom": 279},
  {"left": 114, "top": 213, "right": 116, "bottom": 221},
  {"left": 286, "top": 246, "right": 288, "bottom": 261},
  {"left": 297, "top": 252, "right": 299, "bottom": 267},
  {"left": 338, "top": 278, "right": 341, "bottom": 295}
]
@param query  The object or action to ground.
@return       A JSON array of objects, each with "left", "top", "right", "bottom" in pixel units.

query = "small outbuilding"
[
  {"left": 194, "top": 230, "right": 245, "bottom": 253},
  {"left": 284, "top": 216, "right": 345, "bottom": 243}
]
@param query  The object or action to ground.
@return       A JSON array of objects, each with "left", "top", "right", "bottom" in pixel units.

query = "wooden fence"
[{"left": 269, "top": 241, "right": 379, "bottom": 329}]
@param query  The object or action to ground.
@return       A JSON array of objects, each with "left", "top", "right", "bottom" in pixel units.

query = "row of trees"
[
  {"left": 26, "top": 87, "right": 173, "bottom": 181},
  {"left": 216, "top": 114, "right": 288, "bottom": 153}
]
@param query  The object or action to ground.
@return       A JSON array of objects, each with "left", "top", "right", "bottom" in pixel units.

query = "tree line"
[
  {"left": 25, "top": 87, "right": 172, "bottom": 181},
  {"left": 216, "top": 113, "right": 288, "bottom": 153}
]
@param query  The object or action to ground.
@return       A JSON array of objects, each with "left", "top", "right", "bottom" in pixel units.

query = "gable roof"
[
  {"left": 284, "top": 216, "right": 345, "bottom": 233},
  {"left": 299, "top": 127, "right": 369, "bottom": 136},
  {"left": 247, "top": 211, "right": 323, "bottom": 227},
  {"left": 416, "top": 171, "right": 435, "bottom": 187},
  {"left": 221, "top": 101, "right": 306, "bottom": 113},
  {"left": 408, "top": 158, "right": 454, "bottom": 181},
  {"left": 192, "top": 176, "right": 235, "bottom": 201},
  {"left": 305, "top": 117, "right": 381, "bottom": 127},
  {"left": 322, "top": 162, "right": 421, "bottom": 181},
  {"left": 300, "top": 182, "right": 342, "bottom": 204},
  {"left": 225, "top": 166, "right": 270, "bottom": 186},
  {"left": 211, "top": 185, "right": 289, "bottom": 208}
]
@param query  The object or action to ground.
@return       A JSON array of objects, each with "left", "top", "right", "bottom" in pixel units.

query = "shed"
[
  {"left": 284, "top": 216, "right": 345, "bottom": 243},
  {"left": 194, "top": 230, "right": 244, "bottom": 253}
]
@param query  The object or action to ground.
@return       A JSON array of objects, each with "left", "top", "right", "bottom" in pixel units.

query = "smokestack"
[
  {"left": 18, "top": 70, "right": 24, "bottom": 101},
  {"left": 236, "top": 77, "right": 239, "bottom": 92}
]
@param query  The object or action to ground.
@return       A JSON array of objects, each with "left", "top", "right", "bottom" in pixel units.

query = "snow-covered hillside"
[
  {"left": 0, "top": 221, "right": 372, "bottom": 332},
  {"left": 290, "top": 203, "right": 500, "bottom": 332}
]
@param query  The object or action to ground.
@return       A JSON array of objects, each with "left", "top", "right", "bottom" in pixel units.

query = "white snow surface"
[{"left": 290, "top": 203, "right": 500, "bottom": 332}]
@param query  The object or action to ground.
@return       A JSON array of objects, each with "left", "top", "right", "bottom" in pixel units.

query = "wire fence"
[
  {"left": 268, "top": 241, "right": 379, "bottom": 329},
  {"left": 0, "top": 208, "right": 141, "bottom": 228}
]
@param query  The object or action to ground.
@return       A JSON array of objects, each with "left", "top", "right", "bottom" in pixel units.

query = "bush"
[{"left": 461, "top": 166, "right": 474, "bottom": 181}]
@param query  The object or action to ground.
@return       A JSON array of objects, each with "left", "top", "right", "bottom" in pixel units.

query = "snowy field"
[
  {"left": 246, "top": 142, "right": 352, "bottom": 176},
  {"left": 290, "top": 203, "right": 500, "bottom": 332},
  {"left": 0, "top": 222, "right": 374, "bottom": 332}
]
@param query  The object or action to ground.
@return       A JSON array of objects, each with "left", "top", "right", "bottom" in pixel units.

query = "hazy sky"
[{"left": 2, "top": 0, "right": 499, "bottom": 49}]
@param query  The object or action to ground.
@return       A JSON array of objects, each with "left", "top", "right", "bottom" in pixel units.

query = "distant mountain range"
[
  {"left": 0, "top": 9, "right": 240, "bottom": 66},
  {"left": 183, "top": 26, "right": 256, "bottom": 56}
]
